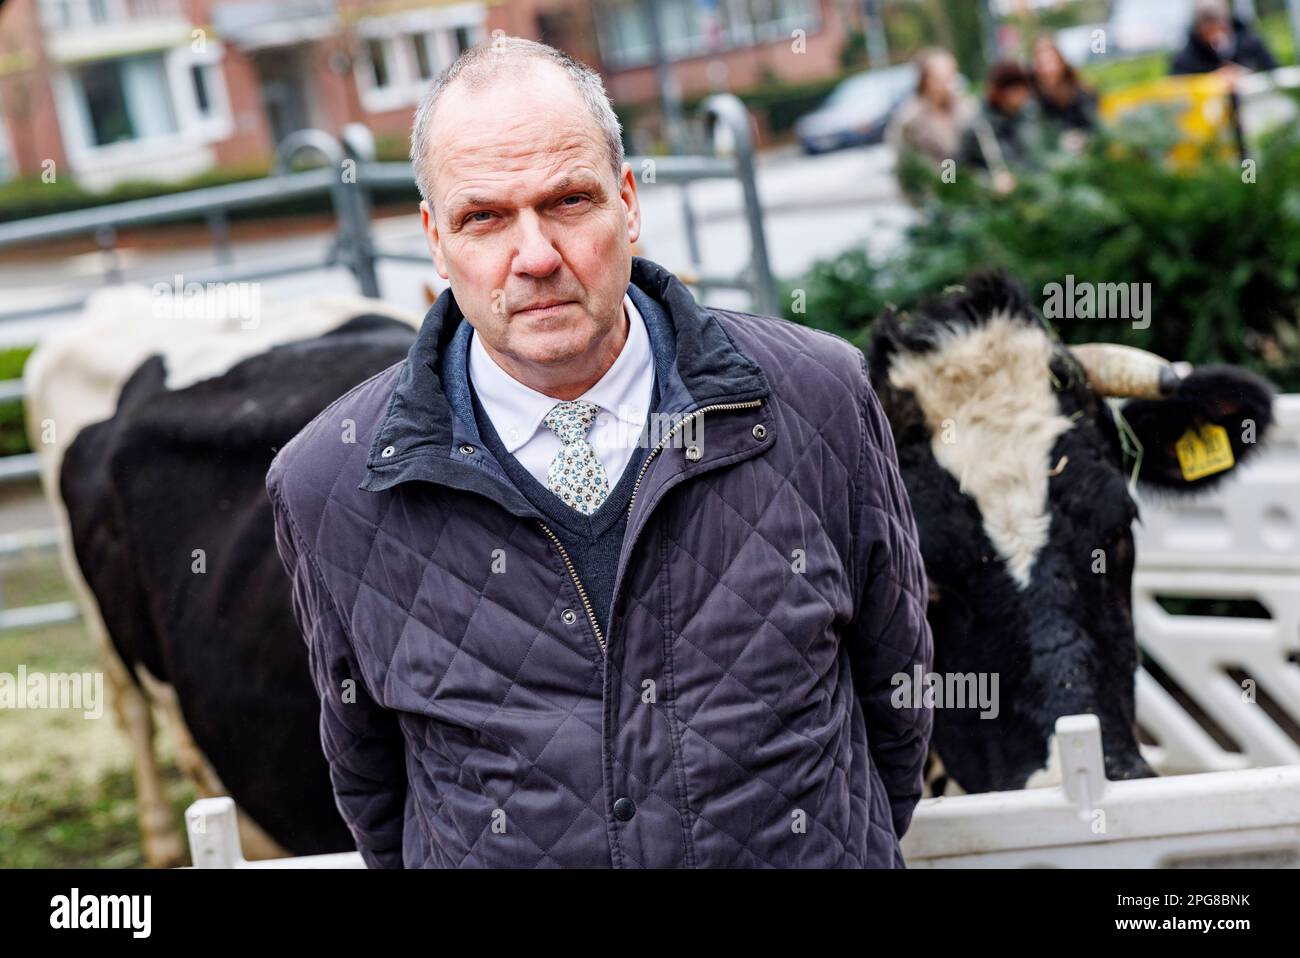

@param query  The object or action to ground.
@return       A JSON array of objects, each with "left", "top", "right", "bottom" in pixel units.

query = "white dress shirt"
[{"left": 468, "top": 292, "right": 654, "bottom": 491}]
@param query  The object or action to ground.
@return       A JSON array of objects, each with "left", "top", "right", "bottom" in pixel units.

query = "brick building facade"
[{"left": 0, "top": 0, "right": 861, "bottom": 191}]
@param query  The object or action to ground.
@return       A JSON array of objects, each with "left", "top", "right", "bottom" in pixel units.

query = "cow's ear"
[
  {"left": 1120, "top": 366, "right": 1275, "bottom": 492},
  {"left": 867, "top": 306, "right": 906, "bottom": 386}
]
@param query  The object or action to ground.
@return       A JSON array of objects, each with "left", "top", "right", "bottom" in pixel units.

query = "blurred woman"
[
  {"left": 887, "top": 47, "right": 978, "bottom": 168},
  {"left": 1031, "top": 36, "right": 1098, "bottom": 151},
  {"left": 959, "top": 60, "right": 1039, "bottom": 193}
]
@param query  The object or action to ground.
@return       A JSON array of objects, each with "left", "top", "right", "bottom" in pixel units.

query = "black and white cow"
[
  {"left": 25, "top": 287, "right": 419, "bottom": 865},
  {"left": 868, "top": 274, "right": 1275, "bottom": 794}
]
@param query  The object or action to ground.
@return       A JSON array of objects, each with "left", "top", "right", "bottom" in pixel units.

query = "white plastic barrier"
[
  {"left": 902, "top": 715, "right": 1300, "bottom": 868},
  {"left": 182, "top": 716, "right": 1300, "bottom": 869},
  {"left": 1132, "top": 395, "right": 1300, "bottom": 775},
  {"left": 185, "top": 798, "right": 364, "bottom": 869}
]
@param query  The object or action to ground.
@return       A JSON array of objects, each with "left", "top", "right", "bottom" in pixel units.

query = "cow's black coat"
[{"left": 61, "top": 314, "right": 415, "bottom": 855}]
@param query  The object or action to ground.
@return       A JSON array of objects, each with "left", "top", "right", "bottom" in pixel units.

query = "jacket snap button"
[
  {"left": 752, "top": 424, "right": 767, "bottom": 441},
  {"left": 458, "top": 443, "right": 476, "bottom": 456},
  {"left": 684, "top": 445, "right": 702, "bottom": 461},
  {"left": 380, "top": 445, "right": 395, "bottom": 458},
  {"left": 561, "top": 609, "right": 577, "bottom": 625},
  {"left": 612, "top": 797, "right": 636, "bottom": 821}
]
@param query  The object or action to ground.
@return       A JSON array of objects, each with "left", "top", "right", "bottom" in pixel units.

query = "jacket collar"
[{"left": 359, "top": 256, "right": 769, "bottom": 503}]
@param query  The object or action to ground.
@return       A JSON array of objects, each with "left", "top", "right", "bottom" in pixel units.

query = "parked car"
[{"left": 795, "top": 63, "right": 918, "bottom": 154}]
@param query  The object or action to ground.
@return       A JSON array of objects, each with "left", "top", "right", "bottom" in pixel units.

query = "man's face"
[{"left": 419, "top": 66, "right": 641, "bottom": 388}]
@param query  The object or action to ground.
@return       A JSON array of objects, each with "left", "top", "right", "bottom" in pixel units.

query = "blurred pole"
[
  {"left": 639, "top": 0, "right": 686, "bottom": 153},
  {"left": 1288, "top": 0, "right": 1300, "bottom": 64},
  {"left": 863, "top": 0, "right": 890, "bottom": 69},
  {"left": 978, "top": 0, "right": 997, "bottom": 65}
]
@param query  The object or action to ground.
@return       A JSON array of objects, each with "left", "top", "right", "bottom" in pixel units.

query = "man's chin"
[{"left": 509, "top": 333, "right": 593, "bottom": 369}]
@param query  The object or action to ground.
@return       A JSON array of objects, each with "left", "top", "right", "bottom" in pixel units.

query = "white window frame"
[
  {"left": 354, "top": 4, "right": 487, "bottom": 114},
  {"left": 52, "top": 43, "right": 229, "bottom": 172},
  {"left": 168, "top": 40, "right": 234, "bottom": 143}
]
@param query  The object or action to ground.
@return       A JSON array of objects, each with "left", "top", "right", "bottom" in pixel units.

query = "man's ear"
[
  {"left": 420, "top": 200, "right": 449, "bottom": 279},
  {"left": 1120, "top": 365, "right": 1276, "bottom": 492}
]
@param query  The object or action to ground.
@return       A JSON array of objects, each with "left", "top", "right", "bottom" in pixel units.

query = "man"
[
  {"left": 959, "top": 61, "right": 1042, "bottom": 193},
  {"left": 266, "top": 37, "right": 932, "bottom": 868},
  {"left": 1171, "top": 0, "right": 1278, "bottom": 77}
]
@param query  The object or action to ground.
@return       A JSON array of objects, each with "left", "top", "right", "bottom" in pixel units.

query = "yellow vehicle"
[{"left": 1099, "top": 72, "right": 1239, "bottom": 166}]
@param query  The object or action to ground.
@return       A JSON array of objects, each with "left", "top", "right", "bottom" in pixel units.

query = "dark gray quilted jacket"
[{"left": 266, "top": 256, "right": 932, "bottom": 868}]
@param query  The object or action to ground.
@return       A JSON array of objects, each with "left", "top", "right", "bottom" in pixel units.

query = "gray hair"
[
  {"left": 408, "top": 36, "right": 625, "bottom": 209},
  {"left": 1193, "top": 0, "right": 1230, "bottom": 26}
]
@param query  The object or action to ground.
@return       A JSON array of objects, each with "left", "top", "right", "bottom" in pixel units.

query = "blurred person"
[
  {"left": 1171, "top": 0, "right": 1278, "bottom": 77},
  {"left": 960, "top": 60, "right": 1040, "bottom": 193},
  {"left": 1031, "top": 35, "right": 1098, "bottom": 153},
  {"left": 886, "top": 47, "right": 978, "bottom": 168}
]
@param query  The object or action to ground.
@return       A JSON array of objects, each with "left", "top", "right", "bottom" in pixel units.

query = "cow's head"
[{"left": 868, "top": 274, "right": 1275, "bottom": 793}]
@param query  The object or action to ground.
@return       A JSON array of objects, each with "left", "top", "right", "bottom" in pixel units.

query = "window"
[
  {"left": 411, "top": 34, "right": 433, "bottom": 81},
  {"left": 355, "top": 13, "right": 485, "bottom": 110},
  {"left": 75, "top": 54, "right": 178, "bottom": 147},
  {"left": 597, "top": 0, "right": 817, "bottom": 66},
  {"left": 0, "top": 123, "right": 12, "bottom": 184},
  {"left": 40, "top": 0, "right": 135, "bottom": 30},
  {"left": 367, "top": 39, "right": 392, "bottom": 89},
  {"left": 453, "top": 25, "right": 474, "bottom": 57},
  {"left": 190, "top": 63, "right": 211, "bottom": 116}
]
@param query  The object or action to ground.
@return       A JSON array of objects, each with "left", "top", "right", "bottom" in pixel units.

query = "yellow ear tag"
[{"left": 1174, "top": 423, "right": 1235, "bottom": 482}]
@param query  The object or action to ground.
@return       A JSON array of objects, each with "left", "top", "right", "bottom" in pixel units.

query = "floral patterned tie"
[{"left": 543, "top": 399, "right": 610, "bottom": 515}]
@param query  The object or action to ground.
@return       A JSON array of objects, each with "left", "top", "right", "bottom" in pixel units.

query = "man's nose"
[{"left": 511, "top": 211, "right": 561, "bottom": 278}]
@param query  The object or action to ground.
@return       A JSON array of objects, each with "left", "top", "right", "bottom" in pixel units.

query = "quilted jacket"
[{"left": 265, "top": 256, "right": 933, "bottom": 868}]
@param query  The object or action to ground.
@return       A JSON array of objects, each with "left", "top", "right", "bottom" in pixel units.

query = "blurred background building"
[{"left": 0, "top": 0, "right": 879, "bottom": 190}]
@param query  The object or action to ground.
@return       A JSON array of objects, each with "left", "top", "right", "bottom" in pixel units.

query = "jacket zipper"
[
  {"left": 537, "top": 520, "right": 607, "bottom": 655},
  {"left": 537, "top": 397, "right": 765, "bottom": 658},
  {"left": 626, "top": 399, "right": 765, "bottom": 518}
]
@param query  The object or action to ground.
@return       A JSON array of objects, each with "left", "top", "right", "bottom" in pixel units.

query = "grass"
[
  {"left": 0, "top": 346, "right": 33, "bottom": 459},
  {"left": 0, "top": 550, "right": 194, "bottom": 867}
]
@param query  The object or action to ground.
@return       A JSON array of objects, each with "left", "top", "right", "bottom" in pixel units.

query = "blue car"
[{"left": 795, "top": 63, "right": 919, "bottom": 154}]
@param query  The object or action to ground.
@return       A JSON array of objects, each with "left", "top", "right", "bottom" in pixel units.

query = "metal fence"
[
  {"left": 0, "top": 93, "right": 777, "bottom": 325},
  {"left": 0, "top": 93, "right": 778, "bottom": 630}
]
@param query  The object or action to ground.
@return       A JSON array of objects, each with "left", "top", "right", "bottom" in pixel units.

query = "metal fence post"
[
  {"left": 273, "top": 130, "right": 380, "bottom": 299},
  {"left": 701, "top": 94, "right": 779, "bottom": 317}
]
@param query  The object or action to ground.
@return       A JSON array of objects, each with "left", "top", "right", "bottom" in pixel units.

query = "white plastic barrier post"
[
  {"left": 186, "top": 797, "right": 242, "bottom": 869},
  {"left": 184, "top": 797, "right": 366, "bottom": 869},
  {"left": 902, "top": 714, "right": 1300, "bottom": 868},
  {"left": 1132, "top": 395, "right": 1300, "bottom": 775}
]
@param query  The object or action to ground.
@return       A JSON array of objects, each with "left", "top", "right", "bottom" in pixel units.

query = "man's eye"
[
  {"left": 560, "top": 194, "right": 589, "bottom": 207},
  {"left": 466, "top": 211, "right": 494, "bottom": 224}
]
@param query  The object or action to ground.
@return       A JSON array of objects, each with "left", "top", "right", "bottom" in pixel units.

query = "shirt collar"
[{"left": 467, "top": 292, "right": 652, "bottom": 454}]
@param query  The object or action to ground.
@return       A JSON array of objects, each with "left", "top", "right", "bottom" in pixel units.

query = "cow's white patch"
[
  {"left": 887, "top": 314, "right": 1073, "bottom": 588},
  {"left": 1023, "top": 733, "right": 1063, "bottom": 788}
]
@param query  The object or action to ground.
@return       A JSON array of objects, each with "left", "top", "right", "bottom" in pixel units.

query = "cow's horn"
[{"left": 1069, "top": 343, "right": 1185, "bottom": 399}]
